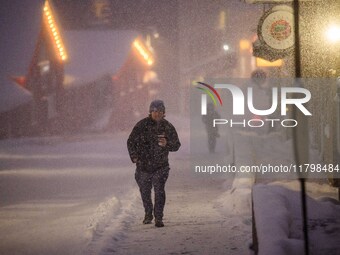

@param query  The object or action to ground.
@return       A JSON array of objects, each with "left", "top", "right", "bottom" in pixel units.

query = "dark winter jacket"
[{"left": 127, "top": 116, "right": 181, "bottom": 172}]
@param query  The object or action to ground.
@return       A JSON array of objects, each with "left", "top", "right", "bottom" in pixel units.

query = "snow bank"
[
  {"left": 217, "top": 176, "right": 254, "bottom": 215},
  {"left": 86, "top": 196, "right": 120, "bottom": 235},
  {"left": 269, "top": 180, "right": 339, "bottom": 200},
  {"left": 84, "top": 190, "right": 140, "bottom": 255},
  {"left": 217, "top": 130, "right": 256, "bottom": 215},
  {"left": 252, "top": 184, "right": 340, "bottom": 255}
]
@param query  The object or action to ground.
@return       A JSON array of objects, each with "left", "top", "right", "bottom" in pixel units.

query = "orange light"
[
  {"left": 43, "top": 0, "right": 67, "bottom": 62},
  {"left": 239, "top": 39, "right": 251, "bottom": 51},
  {"left": 256, "top": 58, "right": 283, "bottom": 67},
  {"left": 133, "top": 39, "right": 154, "bottom": 66}
]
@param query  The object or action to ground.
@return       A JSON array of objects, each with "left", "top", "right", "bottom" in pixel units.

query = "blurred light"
[
  {"left": 42, "top": 64, "right": 50, "bottom": 73},
  {"left": 256, "top": 57, "right": 283, "bottom": 67},
  {"left": 143, "top": 70, "right": 160, "bottom": 84},
  {"left": 43, "top": 0, "right": 68, "bottom": 62},
  {"left": 326, "top": 25, "right": 340, "bottom": 43},
  {"left": 11, "top": 76, "right": 27, "bottom": 87},
  {"left": 239, "top": 39, "right": 251, "bottom": 51},
  {"left": 218, "top": 10, "right": 226, "bottom": 30},
  {"left": 63, "top": 75, "right": 76, "bottom": 86},
  {"left": 133, "top": 39, "right": 154, "bottom": 66},
  {"left": 154, "top": 33, "right": 159, "bottom": 39},
  {"left": 328, "top": 69, "right": 337, "bottom": 76},
  {"left": 223, "top": 44, "right": 230, "bottom": 51}
]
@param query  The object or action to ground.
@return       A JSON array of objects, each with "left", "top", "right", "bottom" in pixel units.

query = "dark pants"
[{"left": 135, "top": 167, "right": 169, "bottom": 220}]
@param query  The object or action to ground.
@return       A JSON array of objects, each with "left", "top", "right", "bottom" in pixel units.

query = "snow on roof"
[
  {"left": 62, "top": 30, "right": 140, "bottom": 88},
  {"left": 0, "top": 81, "right": 32, "bottom": 113}
]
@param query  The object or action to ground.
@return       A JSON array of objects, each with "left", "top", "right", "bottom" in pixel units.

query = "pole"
[{"left": 293, "top": 1, "right": 309, "bottom": 255}]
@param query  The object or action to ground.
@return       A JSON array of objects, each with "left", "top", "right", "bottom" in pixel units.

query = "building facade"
[
  {"left": 3, "top": 0, "right": 156, "bottom": 136},
  {"left": 178, "top": 0, "right": 340, "bottom": 173}
]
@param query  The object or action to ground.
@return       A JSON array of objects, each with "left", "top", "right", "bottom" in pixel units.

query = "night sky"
[{"left": 52, "top": 0, "right": 178, "bottom": 43}]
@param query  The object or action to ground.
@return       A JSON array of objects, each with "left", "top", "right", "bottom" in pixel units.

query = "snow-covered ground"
[
  {"left": 0, "top": 132, "right": 137, "bottom": 254},
  {"left": 0, "top": 115, "right": 339, "bottom": 255}
]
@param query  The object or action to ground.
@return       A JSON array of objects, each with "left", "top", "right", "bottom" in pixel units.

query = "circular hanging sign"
[{"left": 258, "top": 7, "right": 294, "bottom": 51}]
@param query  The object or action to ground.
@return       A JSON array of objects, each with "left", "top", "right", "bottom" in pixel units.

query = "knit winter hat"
[{"left": 149, "top": 100, "right": 165, "bottom": 113}]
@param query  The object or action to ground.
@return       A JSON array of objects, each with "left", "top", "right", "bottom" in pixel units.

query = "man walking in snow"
[{"left": 127, "top": 100, "right": 181, "bottom": 227}]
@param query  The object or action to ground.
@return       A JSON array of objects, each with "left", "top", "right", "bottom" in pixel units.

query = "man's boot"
[
  {"left": 143, "top": 213, "right": 153, "bottom": 224},
  {"left": 155, "top": 219, "right": 164, "bottom": 228}
]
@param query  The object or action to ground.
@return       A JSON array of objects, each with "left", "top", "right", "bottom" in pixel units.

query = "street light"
[
  {"left": 223, "top": 44, "right": 230, "bottom": 51},
  {"left": 323, "top": 24, "right": 340, "bottom": 75},
  {"left": 325, "top": 24, "right": 340, "bottom": 43}
]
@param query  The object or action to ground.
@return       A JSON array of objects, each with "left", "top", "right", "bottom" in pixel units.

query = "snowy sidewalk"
[{"left": 95, "top": 151, "right": 253, "bottom": 254}]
